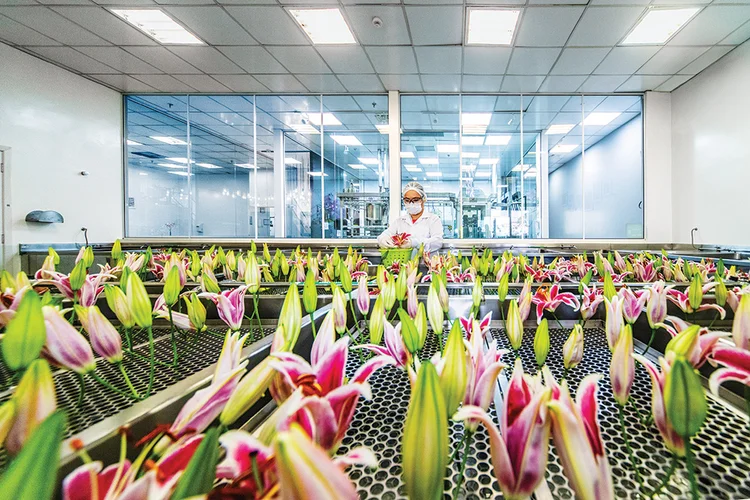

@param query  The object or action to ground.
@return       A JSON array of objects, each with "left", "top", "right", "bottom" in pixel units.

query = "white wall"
[
  {"left": 0, "top": 42, "right": 122, "bottom": 268},
  {"left": 643, "top": 91, "right": 673, "bottom": 243},
  {"left": 671, "top": 40, "right": 750, "bottom": 246}
]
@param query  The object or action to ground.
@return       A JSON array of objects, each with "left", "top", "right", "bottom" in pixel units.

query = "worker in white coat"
[{"left": 377, "top": 182, "right": 444, "bottom": 255}]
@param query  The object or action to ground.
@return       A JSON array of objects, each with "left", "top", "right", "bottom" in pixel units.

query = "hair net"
[{"left": 403, "top": 181, "right": 426, "bottom": 200}]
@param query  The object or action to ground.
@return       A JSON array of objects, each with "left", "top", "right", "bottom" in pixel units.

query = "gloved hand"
[{"left": 382, "top": 239, "right": 396, "bottom": 248}]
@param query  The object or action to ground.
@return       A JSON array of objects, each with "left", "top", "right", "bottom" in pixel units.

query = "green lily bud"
[
  {"left": 716, "top": 259, "right": 725, "bottom": 278},
  {"left": 1, "top": 291, "right": 46, "bottom": 371},
  {"left": 472, "top": 278, "right": 484, "bottom": 309},
  {"left": 395, "top": 270, "right": 407, "bottom": 302},
  {"left": 104, "top": 284, "right": 135, "bottom": 329},
  {"left": 369, "top": 295, "right": 385, "bottom": 345},
  {"left": 427, "top": 282, "right": 444, "bottom": 335},
  {"left": 220, "top": 357, "right": 276, "bottom": 426},
  {"left": 415, "top": 302, "right": 428, "bottom": 350},
  {"left": 688, "top": 275, "right": 703, "bottom": 311},
  {"left": 278, "top": 283, "right": 302, "bottom": 351},
  {"left": 332, "top": 247, "right": 341, "bottom": 267},
  {"left": 0, "top": 400, "right": 16, "bottom": 447},
  {"left": 534, "top": 318, "right": 550, "bottom": 367},
  {"left": 714, "top": 275, "right": 728, "bottom": 307},
  {"left": 339, "top": 262, "right": 352, "bottom": 293},
  {"left": 189, "top": 250, "right": 201, "bottom": 278},
  {"left": 398, "top": 308, "right": 420, "bottom": 354},
  {"left": 216, "top": 246, "right": 227, "bottom": 267},
  {"left": 111, "top": 239, "right": 123, "bottom": 262},
  {"left": 49, "top": 247, "right": 60, "bottom": 266},
  {"left": 683, "top": 260, "right": 693, "bottom": 280},
  {"left": 69, "top": 259, "right": 87, "bottom": 292},
  {"left": 603, "top": 272, "right": 617, "bottom": 301},
  {"left": 506, "top": 299, "right": 524, "bottom": 351},
  {"left": 376, "top": 265, "right": 386, "bottom": 290},
  {"left": 184, "top": 293, "right": 206, "bottom": 332},
  {"left": 497, "top": 273, "right": 509, "bottom": 303},
  {"left": 201, "top": 264, "right": 221, "bottom": 294},
  {"left": 383, "top": 279, "right": 397, "bottom": 312},
  {"left": 171, "top": 427, "right": 220, "bottom": 500},
  {"left": 578, "top": 269, "right": 593, "bottom": 295},
  {"left": 83, "top": 246, "right": 94, "bottom": 268},
  {"left": 280, "top": 253, "right": 290, "bottom": 277},
  {"left": 403, "top": 362, "right": 449, "bottom": 500},
  {"left": 665, "top": 357, "right": 707, "bottom": 437},
  {"left": 262, "top": 243, "right": 271, "bottom": 262},
  {"left": 666, "top": 324, "right": 700, "bottom": 360},
  {"left": 303, "top": 269, "right": 318, "bottom": 314},
  {"left": 126, "top": 273, "right": 152, "bottom": 329},
  {"left": 163, "top": 265, "right": 182, "bottom": 307},
  {"left": 440, "top": 320, "right": 468, "bottom": 418}
]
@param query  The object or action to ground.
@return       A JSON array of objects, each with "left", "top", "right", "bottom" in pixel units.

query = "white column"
[
  {"left": 273, "top": 129, "right": 285, "bottom": 237},
  {"left": 388, "top": 90, "right": 401, "bottom": 223},
  {"left": 540, "top": 133, "right": 549, "bottom": 238},
  {"left": 643, "top": 91, "right": 673, "bottom": 243}
]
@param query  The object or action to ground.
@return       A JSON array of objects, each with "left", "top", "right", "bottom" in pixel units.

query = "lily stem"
[
  {"left": 685, "top": 438, "right": 699, "bottom": 500},
  {"left": 453, "top": 430, "right": 474, "bottom": 498},
  {"left": 167, "top": 305, "right": 178, "bottom": 368},
  {"left": 648, "top": 454, "right": 678, "bottom": 499},
  {"left": 551, "top": 311, "right": 565, "bottom": 331},
  {"left": 618, "top": 405, "right": 644, "bottom": 489},
  {"left": 348, "top": 295, "right": 362, "bottom": 339},
  {"left": 122, "top": 326, "right": 132, "bottom": 352},
  {"left": 309, "top": 312, "right": 317, "bottom": 338},
  {"left": 77, "top": 372, "right": 86, "bottom": 407},
  {"left": 744, "top": 386, "right": 750, "bottom": 431},
  {"left": 90, "top": 372, "right": 141, "bottom": 400},
  {"left": 117, "top": 362, "right": 141, "bottom": 399},
  {"left": 146, "top": 326, "right": 155, "bottom": 397},
  {"left": 252, "top": 293, "right": 263, "bottom": 334},
  {"left": 499, "top": 303, "right": 506, "bottom": 335},
  {"left": 642, "top": 327, "right": 657, "bottom": 357}
]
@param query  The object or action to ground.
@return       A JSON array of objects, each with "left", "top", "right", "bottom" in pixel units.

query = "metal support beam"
[
  {"left": 388, "top": 90, "right": 401, "bottom": 224},
  {"left": 273, "top": 129, "right": 285, "bottom": 237}
]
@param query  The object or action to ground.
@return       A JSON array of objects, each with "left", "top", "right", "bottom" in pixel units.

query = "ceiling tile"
[
  {"left": 216, "top": 46, "right": 286, "bottom": 74},
  {"left": 0, "top": 0, "right": 36, "bottom": 4},
  {"left": 254, "top": 74, "right": 307, "bottom": 92},
  {"left": 29, "top": 46, "right": 118, "bottom": 73},
  {"left": 501, "top": 75, "right": 545, "bottom": 92},
  {"left": 164, "top": 6, "right": 256, "bottom": 45},
  {"left": 551, "top": 48, "right": 610, "bottom": 75},
  {"left": 36, "top": 0, "right": 93, "bottom": 5},
  {"left": 76, "top": 46, "right": 161, "bottom": 73},
  {"left": 420, "top": 74, "right": 460, "bottom": 92},
  {"left": 345, "top": 6, "right": 410, "bottom": 45},
  {"left": 721, "top": 20, "right": 750, "bottom": 45},
  {"left": 617, "top": 75, "right": 669, "bottom": 91},
  {"left": 51, "top": 7, "right": 156, "bottom": 45},
  {"left": 462, "top": 47, "right": 511, "bottom": 74},
  {"left": 567, "top": 7, "right": 645, "bottom": 46},
  {"left": 405, "top": 6, "right": 463, "bottom": 45},
  {"left": 649, "top": 0, "right": 709, "bottom": 5},
  {"left": 538, "top": 75, "right": 587, "bottom": 92},
  {"left": 678, "top": 45, "right": 733, "bottom": 74},
  {"left": 266, "top": 46, "right": 330, "bottom": 73},
  {"left": 461, "top": 75, "right": 503, "bottom": 92},
  {"left": 295, "top": 74, "right": 346, "bottom": 92},
  {"left": 341, "top": 0, "right": 399, "bottom": 4},
  {"left": 123, "top": 46, "right": 199, "bottom": 74},
  {"left": 173, "top": 74, "right": 231, "bottom": 92},
  {"left": 514, "top": 7, "right": 585, "bottom": 46},
  {"left": 131, "top": 74, "right": 195, "bottom": 92},
  {"left": 656, "top": 74, "right": 693, "bottom": 92},
  {"left": 91, "top": 0, "right": 155, "bottom": 4},
  {"left": 530, "top": 0, "right": 587, "bottom": 4},
  {"left": 578, "top": 75, "right": 629, "bottom": 92},
  {"left": 316, "top": 46, "right": 374, "bottom": 73},
  {"left": 669, "top": 6, "right": 750, "bottom": 46},
  {"left": 466, "top": 0, "right": 524, "bottom": 4},
  {"left": 225, "top": 6, "right": 309, "bottom": 45},
  {"left": 210, "top": 74, "right": 269, "bottom": 92},
  {"left": 337, "top": 74, "right": 384, "bottom": 92},
  {"left": 589, "top": 0, "right": 648, "bottom": 4},
  {"left": 0, "top": 13, "right": 61, "bottom": 45},
  {"left": 506, "top": 47, "right": 561, "bottom": 74},
  {"left": 365, "top": 46, "right": 418, "bottom": 73},
  {"left": 379, "top": 74, "right": 422, "bottom": 91},
  {"left": 593, "top": 46, "right": 660, "bottom": 74},
  {"left": 167, "top": 46, "right": 244, "bottom": 74},
  {"left": 636, "top": 46, "right": 710, "bottom": 74},
  {"left": 89, "top": 73, "right": 155, "bottom": 91},
  {"left": 0, "top": 6, "right": 110, "bottom": 44},
  {"left": 415, "top": 46, "right": 461, "bottom": 73}
]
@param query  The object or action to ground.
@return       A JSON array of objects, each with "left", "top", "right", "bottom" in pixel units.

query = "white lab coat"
[{"left": 377, "top": 211, "right": 444, "bottom": 255}]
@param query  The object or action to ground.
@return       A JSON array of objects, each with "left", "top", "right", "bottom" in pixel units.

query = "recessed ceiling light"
[
  {"left": 308, "top": 171, "right": 329, "bottom": 177},
  {"left": 157, "top": 163, "right": 187, "bottom": 169},
  {"left": 545, "top": 124, "right": 575, "bottom": 135},
  {"left": 405, "top": 166, "right": 422, "bottom": 172},
  {"left": 462, "top": 113, "right": 492, "bottom": 135},
  {"left": 376, "top": 124, "right": 390, "bottom": 134},
  {"left": 479, "top": 158, "right": 498, "bottom": 165},
  {"left": 291, "top": 123, "right": 320, "bottom": 135},
  {"left": 484, "top": 135, "right": 511, "bottom": 146},
  {"left": 551, "top": 144, "right": 577, "bottom": 154},
  {"left": 582, "top": 112, "right": 621, "bottom": 126},
  {"left": 467, "top": 9, "right": 520, "bottom": 45},
  {"left": 436, "top": 144, "right": 459, "bottom": 153},
  {"left": 331, "top": 135, "right": 362, "bottom": 146},
  {"left": 285, "top": 157, "right": 302, "bottom": 165},
  {"left": 307, "top": 113, "right": 341, "bottom": 126},
  {"left": 622, "top": 8, "right": 700, "bottom": 45},
  {"left": 111, "top": 10, "right": 203, "bottom": 45},
  {"left": 475, "top": 171, "right": 492, "bottom": 178},
  {"left": 400, "top": 151, "right": 415, "bottom": 158},
  {"left": 349, "top": 164, "right": 367, "bottom": 170},
  {"left": 461, "top": 152, "right": 480, "bottom": 158},
  {"left": 151, "top": 136, "right": 187, "bottom": 145},
  {"left": 127, "top": 139, "right": 142, "bottom": 146},
  {"left": 425, "top": 171, "right": 443, "bottom": 177},
  {"left": 289, "top": 8, "right": 356, "bottom": 45},
  {"left": 419, "top": 158, "right": 439, "bottom": 165},
  {"left": 197, "top": 163, "right": 221, "bottom": 169},
  {"left": 236, "top": 163, "right": 256, "bottom": 169},
  {"left": 461, "top": 136, "right": 485, "bottom": 146},
  {"left": 358, "top": 157, "right": 379, "bottom": 165}
]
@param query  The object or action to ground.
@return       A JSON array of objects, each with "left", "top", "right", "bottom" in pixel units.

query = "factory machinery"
[{"left": 3, "top": 243, "right": 750, "bottom": 499}]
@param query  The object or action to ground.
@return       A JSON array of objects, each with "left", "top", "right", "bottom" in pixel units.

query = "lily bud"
[
  {"left": 610, "top": 324, "right": 634, "bottom": 406},
  {"left": 111, "top": 239, "right": 123, "bottom": 262},
  {"left": 534, "top": 318, "right": 550, "bottom": 367},
  {"left": 415, "top": 302, "right": 428, "bottom": 350},
  {"left": 6, "top": 359, "right": 56, "bottom": 455},
  {"left": 76, "top": 305, "right": 123, "bottom": 363},
  {"left": 406, "top": 284, "right": 418, "bottom": 319},
  {"left": 83, "top": 246, "right": 94, "bottom": 268},
  {"left": 357, "top": 276, "right": 370, "bottom": 316},
  {"left": 200, "top": 264, "right": 221, "bottom": 294},
  {"left": 440, "top": 321, "right": 468, "bottom": 418},
  {"left": 382, "top": 279, "right": 396, "bottom": 312},
  {"left": 506, "top": 299, "right": 524, "bottom": 351},
  {"left": 395, "top": 270, "right": 407, "bottom": 302},
  {"left": 664, "top": 357, "right": 707, "bottom": 437},
  {"left": 666, "top": 324, "right": 700, "bottom": 361},
  {"left": 603, "top": 272, "right": 616, "bottom": 301},
  {"left": 69, "top": 260, "right": 87, "bottom": 292},
  {"left": 0, "top": 400, "right": 16, "bottom": 447},
  {"left": 472, "top": 278, "right": 483, "bottom": 310},
  {"left": 104, "top": 284, "right": 135, "bottom": 330},
  {"left": 339, "top": 262, "right": 353, "bottom": 293},
  {"left": 43, "top": 306, "right": 96, "bottom": 374},
  {"left": 403, "top": 362, "right": 449, "bottom": 500},
  {"left": 126, "top": 273, "right": 153, "bottom": 329},
  {"left": 329, "top": 284, "right": 349, "bottom": 336},
  {"left": 279, "top": 283, "right": 302, "bottom": 349},
  {"left": 245, "top": 253, "right": 261, "bottom": 294},
  {"left": 497, "top": 273, "right": 509, "bottom": 303},
  {"left": 733, "top": 293, "right": 750, "bottom": 350},
  {"left": 398, "top": 308, "right": 420, "bottom": 354},
  {"left": 263, "top": 242, "right": 271, "bottom": 262},
  {"left": 563, "top": 324, "right": 584, "bottom": 371},
  {"left": 427, "top": 283, "right": 444, "bottom": 335},
  {"left": 163, "top": 265, "right": 182, "bottom": 307},
  {"left": 332, "top": 247, "right": 341, "bottom": 268},
  {"left": 184, "top": 293, "right": 207, "bottom": 332},
  {"left": 437, "top": 275, "right": 449, "bottom": 313},
  {"left": 220, "top": 357, "right": 276, "bottom": 426},
  {"left": 369, "top": 295, "right": 385, "bottom": 345},
  {"left": 302, "top": 270, "right": 318, "bottom": 314},
  {"left": 688, "top": 275, "right": 703, "bottom": 311}
]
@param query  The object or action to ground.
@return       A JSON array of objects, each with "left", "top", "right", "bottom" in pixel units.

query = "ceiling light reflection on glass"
[
  {"left": 127, "top": 140, "right": 142, "bottom": 146},
  {"left": 436, "top": 144, "right": 459, "bottom": 153},
  {"left": 551, "top": 144, "right": 577, "bottom": 154},
  {"left": 404, "top": 166, "right": 422, "bottom": 172},
  {"left": 307, "top": 171, "right": 329, "bottom": 177},
  {"left": 461, "top": 152, "right": 480, "bottom": 159},
  {"left": 400, "top": 152, "right": 415, "bottom": 158},
  {"left": 289, "top": 8, "right": 356, "bottom": 45},
  {"left": 545, "top": 124, "right": 575, "bottom": 135},
  {"left": 291, "top": 123, "right": 319, "bottom": 135},
  {"left": 307, "top": 113, "right": 341, "bottom": 126},
  {"left": 478, "top": 158, "right": 498, "bottom": 165},
  {"left": 197, "top": 163, "right": 221, "bottom": 169},
  {"left": 622, "top": 8, "right": 700, "bottom": 45},
  {"left": 484, "top": 135, "right": 511, "bottom": 146},
  {"left": 236, "top": 163, "right": 257, "bottom": 169},
  {"left": 582, "top": 112, "right": 621, "bottom": 126},
  {"left": 461, "top": 113, "right": 492, "bottom": 135},
  {"left": 461, "top": 136, "right": 485, "bottom": 146},
  {"left": 151, "top": 136, "right": 187, "bottom": 145},
  {"left": 111, "top": 10, "right": 203, "bottom": 45},
  {"left": 376, "top": 124, "right": 389, "bottom": 134},
  {"left": 467, "top": 9, "right": 520, "bottom": 45},
  {"left": 425, "top": 171, "right": 443, "bottom": 178},
  {"left": 285, "top": 158, "right": 302, "bottom": 165},
  {"left": 331, "top": 135, "right": 362, "bottom": 146},
  {"left": 157, "top": 163, "right": 187, "bottom": 169},
  {"left": 475, "top": 171, "right": 492, "bottom": 178},
  {"left": 349, "top": 164, "right": 367, "bottom": 170},
  {"left": 358, "top": 157, "right": 379, "bottom": 165},
  {"left": 419, "top": 158, "right": 439, "bottom": 165}
]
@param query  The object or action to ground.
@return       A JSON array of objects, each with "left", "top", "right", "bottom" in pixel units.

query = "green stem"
[
  {"left": 449, "top": 430, "right": 467, "bottom": 464},
  {"left": 499, "top": 303, "right": 506, "bottom": 334},
  {"left": 309, "top": 312, "right": 317, "bottom": 338},
  {"left": 631, "top": 401, "right": 652, "bottom": 427},
  {"left": 619, "top": 405, "right": 644, "bottom": 488},
  {"left": 129, "top": 351, "right": 174, "bottom": 368},
  {"left": 453, "top": 430, "right": 474, "bottom": 498},
  {"left": 117, "top": 362, "right": 141, "bottom": 399},
  {"left": 250, "top": 454, "right": 264, "bottom": 495},
  {"left": 551, "top": 311, "right": 565, "bottom": 331},
  {"left": 168, "top": 306, "right": 178, "bottom": 367},
  {"left": 77, "top": 372, "right": 86, "bottom": 407},
  {"left": 744, "top": 386, "right": 750, "bottom": 432},
  {"left": 90, "top": 372, "right": 141, "bottom": 400},
  {"left": 348, "top": 294, "right": 362, "bottom": 339},
  {"left": 642, "top": 328, "right": 657, "bottom": 356},
  {"left": 121, "top": 326, "right": 132, "bottom": 352},
  {"left": 253, "top": 293, "right": 263, "bottom": 334},
  {"left": 647, "top": 454, "right": 678, "bottom": 499},
  {"left": 707, "top": 311, "right": 720, "bottom": 330},
  {"left": 146, "top": 326, "right": 155, "bottom": 397},
  {"left": 685, "top": 438, "right": 699, "bottom": 500}
]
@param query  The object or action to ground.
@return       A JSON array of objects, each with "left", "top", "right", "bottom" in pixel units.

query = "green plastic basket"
[{"left": 380, "top": 248, "right": 413, "bottom": 267}]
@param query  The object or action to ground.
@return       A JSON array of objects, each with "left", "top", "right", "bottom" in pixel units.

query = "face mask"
[{"left": 405, "top": 202, "right": 422, "bottom": 215}]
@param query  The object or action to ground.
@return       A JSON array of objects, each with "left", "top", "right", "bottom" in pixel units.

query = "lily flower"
[
  {"left": 603, "top": 295, "right": 624, "bottom": 351},
  {"left": 76, "top": 305, "right": 123, "bottom": 363},
  {"left": 103, "top": 285, "right": 135, "bottom": 330},
  {"left": 0, "top": 286, "right": 30, "bottom": 327},
  {"left": 727, "top": 285, "right": 748, "bottom": 312},
  {"left": 645, "top": 281, "right": 670, "bottom": 328},
  {"left": 356, "top": 275, "right": 370, "bottom": 316},
  {"left": 667, "top": 284, "right": 725, "bottom": 317},
  {"left": 463, "top": 324, "right": 506, "bottom": 422},
  {"left": 42, "top": 306, "right": 95, "bottom": 374},
  {"left": 331, "top": 284, "right": 348, "bottom": 335},
  {"left": 506, "top": 299, "right": 524, "bottom": 351},
  {"left": 633, "top": 260, "right": 656, "bottom": 282},
  {"left": 532, "top": 285, "right": 579, "bottom": 324},
  {"left": 5, "top": 359, "right": 56, "bottom": 455},
  {"left": 618, "top": 287, "right": 647, "bottom": 324},
  {"left": 632, "top": 354, "right": 686, "bottom": 456},
  {"left": 518, "top": 278, "right": 533, "bottom": 322},
  {"left": 545, "top": 371, "right": 614, "bottom": 500},
  {"left": 459, "top": 311, "right": 492, "bottom": 340},
  {"left": 37, "top": 271, "right": 114, "bottom": 307},
  {"left": 358, "top": 320, "right": 412, "bottom": 369},
  {"left": 733, "top": 293, "right": 750, "bottom": 350},
  {"left": 708, "top": 345, "right": 750, "bottom": 396},
  {"left": 200, "top": 286, "right": 247, "bottom": 331},
  {"left": 454, "top": 359, "right": 551, "bottom": 500},
  {"left": 406, "top": 284, "right": 418, "bottom": 319},
  {"left": 657, "top": 317, "right": 729, "bottom": 368},
  {"left": 563, "top": 324, "right": 584, "bottom": 371},
  {"left": 610, "top": 324, "right": 634, "bottom": 406},
  {"left": 579, "top": 283, "right": 604, "bottom": 322}
]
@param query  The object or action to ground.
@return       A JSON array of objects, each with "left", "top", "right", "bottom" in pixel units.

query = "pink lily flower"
[
  {"left": 122, "top": 252, "right": 146, "bottom": 274},
  {"left": 37, "top": 271, "right": 114, "bottom": 307},
  {"left": 633, "top": 261, "right": 656, "bottom": 282},
  {"left": 727, "top": 286, "right": 748, "bottom": 313},
  {"left": 618, "top": 287, "right": 647, "bottom": 324},
  {"left": 406, "top": 284, "right": 418, "bottom": 319},
  {"left": 461, "top": 332, "right": 506, "bottom": 428},
  {"left": 357, "top": 320, "right": 412, "bottom": 369},
  {"left": 200, "top": 285, "right": 247, "bottom": 331},
  {"left": 77, "top": 305, "right": 123, "bottom": 363},
  {"left": 545, "top": 371, "right": 614, "bottom": 499},
  {"left": 658, "top": 316, "right": 729, "bottom": 368},
  {"left": 356, "top": 276, "right": 370, "bottom": 316},
  {"left": 580, "top": 284, "right": 604, "bottom": 321},
  {"left": 34, "top": 254, "right": 57, "bottom": 280},
  {"left": 518, "top": 279, "right": 533, "bottom": 322},
  {"left": 459, "top": 311, "right": 493, "bottom": 340},
  {"left": 610, "top": 325, "right": 634, "bottom": 406},
  {"left": 454, "top": 359, "right": 551, "bottom": 500},
  {"left": 0, "top": 286, "right": 30, "bottom": 327},
  {"left": 667, "top": 285, "right": 726, "bottom": 317},
  {"left": 613, "top": 251, "right": 628, "bottom": 274},
  {"left": 162, "top": 254, "right": 188, "bottom": 288},
  {"left": 645, "top": 281, "right": 671, "bottom": 328},
  {"left": 152, "top": 294, "right": 195, "bottom": 331},
  {"left": 708, "top": 345, "right": 750, "bottom": 396},
  {"left": 603, "top": 295, "right": 624, "bottom": 350},
  {"left": 532, "top": 285, "right": 580, "bottom": 324},
  {"left": 42, "top": 306, "right": 96, "bottom": 374}
]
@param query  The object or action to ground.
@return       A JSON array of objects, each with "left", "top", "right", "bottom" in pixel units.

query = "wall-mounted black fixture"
[{"left": 25, "top": 210, "right": 64, "bottom": 223}]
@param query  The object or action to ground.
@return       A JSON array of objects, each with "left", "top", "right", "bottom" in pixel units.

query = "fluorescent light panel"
[
  {"left": 461, "top": 136, "right": 485, "bottom": 146},
  {"left": 127, "top": 139, "right": 142, "bottom": 146},
  {"left": 349, "top": 164, "right": 367, "bottom": 170},
  {"left": 331, "top": 135, "right": 361, "bottom": 146},
  {"left": 169, "top": 171, "right": 193, "bottom": 176},
  {"left": 307, "top": 113, "right": 341, "bottom": 126},
  {"left": 166, "top": 157, "right": 193, "bottom": 164},
  {"left": 289, "top": 8, "right": 356, "bottom": 45},
  {"left": 485, "top": 135, "right": 511, "bottom": 146},
  {"left": 236, "top": 163, "right": 257, "bottom": 169},
  {"left": 545, "top": 124, "right": 575, "bottom": 135},
  {"left": 436, "top": 144, "right": 459, "bottom": 153},
  {"left": 111, "top": 10, "right": 203, "bottom": 45},
  {"left": 157, "top": 163, "right": 186, "bottom": 169},
  {"left": 467, "top": 9, "right": 520, "bottom": 45},
  {"left": 358, "top": 157, "right": 379, "bottom": 165},
  {"left": 197, "top": 163, "right": 221, "bottom": 169},
  {"left": 551, "top": 144, "right": 577, "bottom": 154},
  {"left": 419, "top": 158, "right": 439, "bottom": 165},
  {"left": 376, "top": 124, "right": 389, "bottom": 134},
  {"left": 285, "top": 158, "right": 302, "bottom": 165},
  {"left": 291, "top": 123, "right": 319, "bottom": 135},
  {"left": 405, "top": 166, "right": 422, "bottom": 172},
  {"left": 400, "top": 152, "right": 415, "bottom": 158},
  {"left": 623, "top": 8, "right": 700, "bottom": 45},
  {"left": 582, "top": 112, "right": 621, "bottom": 126},
  {"left": 425, "top": 171, "right": 442, "bottom": 177},
  {"left": 151, "top": 136, "right": 187, "bottom": 145},
  {"left": 308, "top": 171, "right": 329, "bottom": 177}
]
